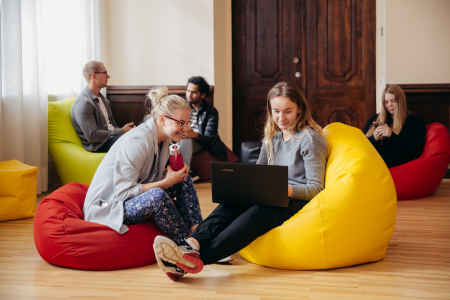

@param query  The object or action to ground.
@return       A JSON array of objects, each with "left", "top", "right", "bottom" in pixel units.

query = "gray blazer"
[
  {"left": 83, "top": 118, "right": 171, "bottom": 234},
  {"left": 71, "top": 86, "right": 124, "bottom": 152}
]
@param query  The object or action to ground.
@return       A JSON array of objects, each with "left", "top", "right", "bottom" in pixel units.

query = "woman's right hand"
[
  {"left": 164, "top": 164, "right": 189, "bottom": 187},
  {"left": 374, "top": 124, "right": 391, "bottom": 140},
  {"left": 373, "top": 127, "right": 382, "bottom": 141}
]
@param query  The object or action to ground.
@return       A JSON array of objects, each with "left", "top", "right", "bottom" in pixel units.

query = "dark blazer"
[
  {"left": 193, "top": 100, "right": 227, "bottom": 160},
  {"left": 71, "top": 86, "right": 123, "bottom": 152}
]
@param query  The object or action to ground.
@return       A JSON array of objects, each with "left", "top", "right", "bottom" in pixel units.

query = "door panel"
[
  {"left": 306, "top": 0, "right": 376, "bottom": 129},
  {"left": 232, "top": 0, "right": 375, "bottom": 155},
  {"left": 319, "top": 0, "right": 361, "bottom": 86},
  {"left": 233, "top": 0, "right": 306, "bottom": 155}
]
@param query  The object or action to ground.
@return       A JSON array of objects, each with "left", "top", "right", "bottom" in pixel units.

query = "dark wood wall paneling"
[
  {"left": 106, "top": 86, "right": 214, "bottom": 128},
  {"left": 398, "top": 84, "right": 450, "bottom": 131},
  {"left": 398, "top": 84, "right": 450, "bottom": 178}
]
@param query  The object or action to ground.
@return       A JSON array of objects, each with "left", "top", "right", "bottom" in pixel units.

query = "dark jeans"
[
  {"left": 190, "top": 199, "right": 308, "bottom": 265},
  {"left": 92, "top": 135, "right": 121, "bottom": 153}
]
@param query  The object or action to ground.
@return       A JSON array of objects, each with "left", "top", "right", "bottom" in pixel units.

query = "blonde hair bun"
[
  {"left": 144, "top": 86, "right": 191, "bottom": 122},
  {"left": 147, "top": 86, "right": 169, "bottom": 106}
]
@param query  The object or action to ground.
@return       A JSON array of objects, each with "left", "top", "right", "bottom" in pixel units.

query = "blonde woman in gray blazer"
[{"left": 83, "top": 86, "right": 203, "bottom": 242}]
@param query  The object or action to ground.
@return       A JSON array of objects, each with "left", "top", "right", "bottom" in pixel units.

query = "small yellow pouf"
[
  {"left": 239, "top": 123, "right": 397, "bottom": 270},
  {"left": 0, "top": 160, "right": 37, "bottom": 221}
]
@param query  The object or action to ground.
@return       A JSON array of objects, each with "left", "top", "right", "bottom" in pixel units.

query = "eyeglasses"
[
  {"left": 95, "top": 71, "right": 108, "bottom": 75},
  {"left": 164, "top": 115, "right": 192, "bottom": 128}
]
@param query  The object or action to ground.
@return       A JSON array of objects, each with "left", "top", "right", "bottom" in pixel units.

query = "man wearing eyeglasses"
[
  {"left": 71, "top": 61, "right": 135, "bottom": 153},
  {"left": 179, "top": 76, "right": 228, "bottom": 181}
]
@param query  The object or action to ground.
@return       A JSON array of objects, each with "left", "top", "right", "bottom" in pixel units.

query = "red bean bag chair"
[
  {"left": 191, "top": 146, "right": 239, "bottom": 182},
  {"left": 389, "top": 123, "right": 450, "bottom": 200},
  {"left": 33, "top": 182, "right": 165, "bottom": 270}
]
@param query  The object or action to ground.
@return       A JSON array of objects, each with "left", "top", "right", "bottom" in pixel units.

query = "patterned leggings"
[{"left": 123, "top": 176, "right": 203, "bottom": 239}]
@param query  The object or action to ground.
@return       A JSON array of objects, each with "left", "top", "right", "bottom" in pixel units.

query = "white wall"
[
  {"left": 376, "top": 0, "right": 386, "bottom": 113},
  {"left": 102, "top": 0, "right": 450, "bottom": 146},
  {"left": 103, "top": 0, "right": 214, "bottom": 85},
  {"left": 103, "top": 0, "right": 234, "bottom": 148},
  {"left": 385, "top": 0, "right": 450, "bottom": 84},
  {"left": 377, "top": 0, "right": 450, "bottom": 112}
]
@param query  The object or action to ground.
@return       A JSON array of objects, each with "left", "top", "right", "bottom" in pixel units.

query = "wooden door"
[
  {"left": 232, "top": 0, "right": 306, "bottom": 155},
  {"left": 305, "top": 0, "right": 376, "bottom": 130},
  {"left": 232, "top": 0, "right": 376, "bottom": 155}
]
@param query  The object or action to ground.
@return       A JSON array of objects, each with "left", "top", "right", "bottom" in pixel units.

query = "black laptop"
[{"left": 211, "top": 162, "right": 289, "bottom": 207}]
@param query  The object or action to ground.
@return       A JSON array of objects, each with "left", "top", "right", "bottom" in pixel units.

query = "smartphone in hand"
[{"left": 373, "top": 122, "right": 382, "bottom": 128}]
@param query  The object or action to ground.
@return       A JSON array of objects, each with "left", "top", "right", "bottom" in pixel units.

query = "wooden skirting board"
[
  {"left": 398, "top": 84, "right": 450, "bottom": 178},
  {"left": 399, "top": 83, "right": 450, "bottom": 131},
  {"left": 105, "top": 84, "right": 450, "bottom": 177}
]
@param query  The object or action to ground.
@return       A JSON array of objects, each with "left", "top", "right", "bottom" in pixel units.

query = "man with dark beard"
[{"left": 179, "top": 76, "right": 227, "bottom": 181}]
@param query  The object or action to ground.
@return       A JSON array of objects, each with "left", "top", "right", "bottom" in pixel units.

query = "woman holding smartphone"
[
  {"left": 153, "top": 82, "right": 327, "bottom": 282},
  {"left": 363, "top": 84, "right": 426, "bottom": 168}
]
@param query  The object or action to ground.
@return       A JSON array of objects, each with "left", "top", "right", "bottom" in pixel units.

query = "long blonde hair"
[
  {"left": 366, "top": 84, "right": 408, "bottom": 139},
  {"left": 263, "top": 82, "right": 324, "bottom": 164},
  {"left": 144, "top": 86, "right": 191, "bottom": 122}
]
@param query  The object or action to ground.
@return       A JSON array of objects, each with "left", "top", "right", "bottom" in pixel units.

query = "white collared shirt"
[{"left": 97, "top": 96, "right": 115, "bottom": 131}]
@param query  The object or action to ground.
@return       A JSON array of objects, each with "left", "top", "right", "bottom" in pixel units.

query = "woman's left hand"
[
  {"left": 288, "top": 185, "right": 293, "bottom": 198},
  {"left": 165, "top": 164, "right": 189, "bottom": 186},
  {"left": 377, "top": 124, "right": 392, "bottom": 138}
]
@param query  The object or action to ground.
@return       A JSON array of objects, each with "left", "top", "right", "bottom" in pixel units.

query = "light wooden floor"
[{"left": 1, "top": 181, "right": 449, "bottom": 300}]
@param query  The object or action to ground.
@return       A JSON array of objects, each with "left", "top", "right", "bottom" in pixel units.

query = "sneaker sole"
[
  {"left": 153, "top": 244, "right": 175, "bottom": 274},
  {"left": 166, "top": 272, "right": 183, "bottom": 282},
  {"left": 153, "top": 243, "right": 187, "bottom": 275},
  {"left": 152, "top": 248, "right": 185, "bottom": 282},
  {"left": 153, "top": 236, "right": 204, "bottom": 274}
]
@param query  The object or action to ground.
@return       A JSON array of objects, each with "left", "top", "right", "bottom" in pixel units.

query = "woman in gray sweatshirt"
[
  {"left": 83, "top": 86, "right": 203, "bottom": 239},
  {"left": 153, "top": 82, "right": 327, "bottom": 282}
]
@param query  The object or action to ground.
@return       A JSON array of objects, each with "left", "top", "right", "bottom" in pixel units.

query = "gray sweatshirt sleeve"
[
  {"left": 256, "top": 142, "right": 268, "bottom": 165},
  {"left": 291, "top": 131, "right": 327, "bottom": 201},
  {"left": 113, "top": 135, "right": 150, "bottom": 202}
]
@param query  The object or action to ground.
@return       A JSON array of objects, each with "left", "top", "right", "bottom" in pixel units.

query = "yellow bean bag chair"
[
  {"left": 239, "top": 123, "right": 397, "bottom": 270},
  {"left": 0, "top": 160, "right": 37, "bottom": 221},
  {"left": 48, "top": 97, "right": 106, "bottom": 185}
]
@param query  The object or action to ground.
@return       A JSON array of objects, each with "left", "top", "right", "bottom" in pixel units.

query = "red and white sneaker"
[
  {"left": 154, "top": 258, "right": 187, "bottom": 282},
  {"left": 153, "top": 236, "right": 204, "bottom": 280}
]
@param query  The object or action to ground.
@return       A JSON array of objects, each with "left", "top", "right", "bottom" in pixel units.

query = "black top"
[{"left": 362, "top": 112, "right": 426, "bottom": 165}]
